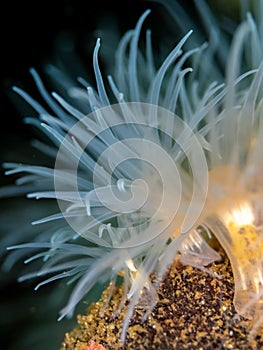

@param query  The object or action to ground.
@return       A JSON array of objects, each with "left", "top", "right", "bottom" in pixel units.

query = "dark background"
[
  {"left": 0, "top": 2, "right": 168, "bottom": 349},
  {"left": 0, "top": 0, "right": 150, "bottom": 164}
]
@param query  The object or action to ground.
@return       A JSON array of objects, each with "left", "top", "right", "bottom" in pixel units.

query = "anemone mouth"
[
  {"left": 198, "top": 197, "right": 263, "bottom": 323},
  {"left": 185, "top": 156, "right": 263, "bottom": 325}
]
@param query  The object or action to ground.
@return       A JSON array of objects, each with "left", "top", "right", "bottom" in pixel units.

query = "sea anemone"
[{"left": 1, "top": 0, "right": 263, "bottom": 345}]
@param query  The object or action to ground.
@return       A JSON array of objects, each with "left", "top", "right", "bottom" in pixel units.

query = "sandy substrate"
[{"left": 61, "top": 252, "right": 263, "bottom": 350}]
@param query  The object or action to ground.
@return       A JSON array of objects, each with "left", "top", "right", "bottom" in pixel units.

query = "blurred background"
[
  {"left": 0, "top": 1, "right": 148, "bottom": 349},
  {"left": 0, "top": 1, "right": 162, "bottom": 349}
]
